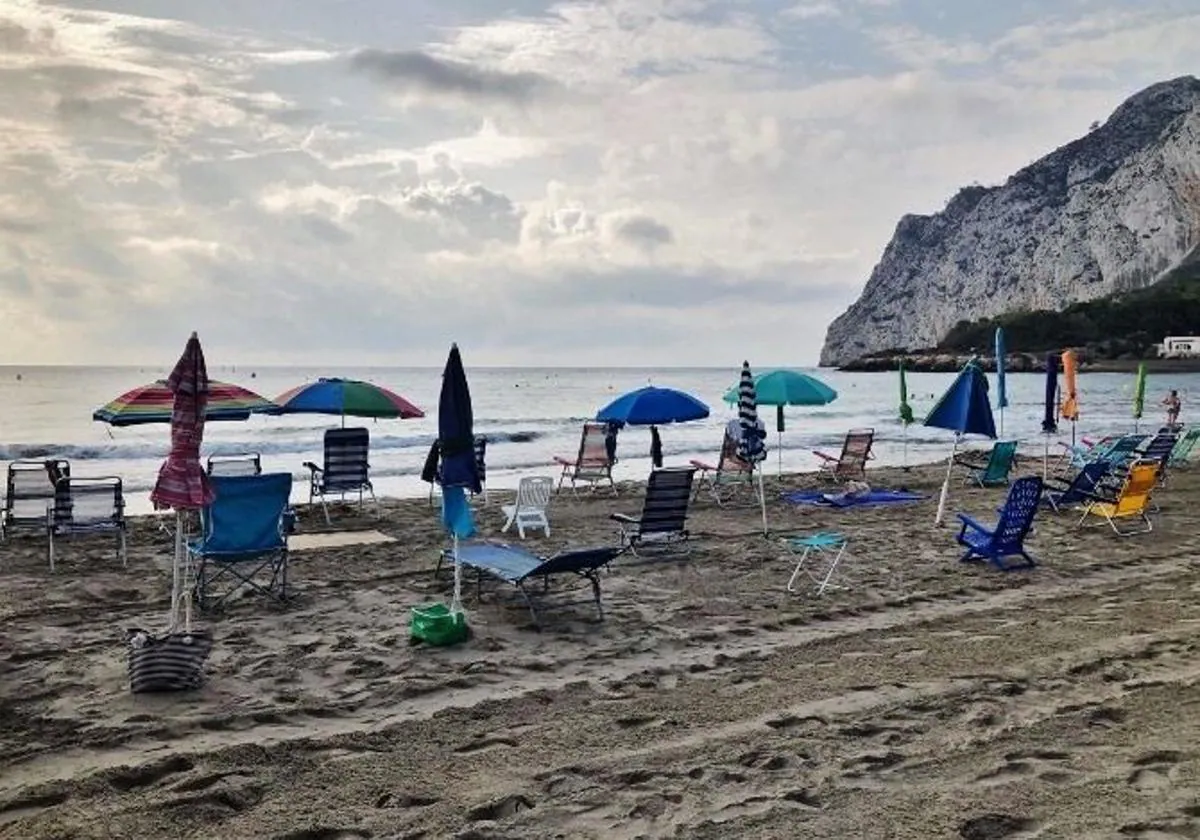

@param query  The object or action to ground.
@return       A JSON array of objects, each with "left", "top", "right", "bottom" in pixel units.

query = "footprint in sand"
[
  {"left": 466, "top": 793, "right": 535, "bottom": 822},
  {"left": 1127, "top": 751, "right": 1184, "bottom": 795},
  {"left": 958, "top": 814, "right": 1040, "bottom": 839},
  {"left": 453, "top": 735, "right": 518, "bottom": 755},
  {"left": 975, "top": 750, "right": 1076, "bottom": 787}
]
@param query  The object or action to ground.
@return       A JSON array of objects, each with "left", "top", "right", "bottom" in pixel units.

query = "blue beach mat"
[{"left": 783, "top": 489, "right": 927, "bottom": 509}]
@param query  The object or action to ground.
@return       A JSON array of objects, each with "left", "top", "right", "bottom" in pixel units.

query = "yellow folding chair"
[{"left": 1076, "top": 460, "right": 1158, "bottom": 536}]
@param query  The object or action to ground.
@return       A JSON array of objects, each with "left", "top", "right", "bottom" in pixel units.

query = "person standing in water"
[{"left": 1162, "top": 389, "right": 1182, "bottom": 428}]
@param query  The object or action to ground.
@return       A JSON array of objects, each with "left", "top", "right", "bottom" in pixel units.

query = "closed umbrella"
[
  {"left": 438, "top": 344, "right": 479, "bottom": 618},
  {"left": 994, "top": 328, "right": 1008, "bottom": 436},
  {"left": 1060, "top": 350, "right": 1080, "bottom": 446},
  {"left": 736, "top": 361, "right": 769, "bottom": 535},
  {"left": 1133, "top": 362, "right": 1148, "bottom": 432},
  {"left": 899, "top": 361, "right": 914, "bottom": 469},
  {"left": 924, "top": 360, "right": 996, "bottom": 526},
  {"left": 1041, "top": 353, "right": 1060, "bottom": 477},
  {"left": 134, "top": 332, "right": 217, "bottom": 692}
]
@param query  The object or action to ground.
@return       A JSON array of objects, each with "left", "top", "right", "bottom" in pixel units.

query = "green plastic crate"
[{"left": 410, "top": 603, "right": 469, "bottom": 646}]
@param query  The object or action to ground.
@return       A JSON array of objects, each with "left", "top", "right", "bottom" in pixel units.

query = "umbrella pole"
[
  {"left": 169, "top": 510, "right": 183, "bottom": 632},
  {"left": 777, "top": 431, "right": 783, "bottom": 478},
  {"left": 451, "top": 533, "right": 463, "bottom": 615},
  {"left": 902, "top": 422, "right": 909, "bottom": 470},
  {"left": 756, "top": 469, "right": 768, "bottom": 536},
  {"left": 935, "top": 436, "right": 958, "bottom": 527}
]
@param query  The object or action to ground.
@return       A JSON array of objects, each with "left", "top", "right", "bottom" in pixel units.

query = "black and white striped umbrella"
[{"left": 737, "top": 361, "right": 766, "bottom": 464}]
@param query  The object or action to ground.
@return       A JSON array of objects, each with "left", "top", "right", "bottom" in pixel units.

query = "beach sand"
[{"left": 2, "top": 458, "right": 1199, "bottom": 839}]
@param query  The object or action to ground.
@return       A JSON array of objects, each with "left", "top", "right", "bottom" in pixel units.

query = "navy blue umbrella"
[
  {"left": 924, "top": 360, "right": 997, "bottom": 525},
  {"left": 596, "top": 385, "right": 710, "bottom": 426},
  {"left": 438, "top": 344, "right": 477, "bottom": 616},
  {"left": 1040, "top": 352, "right": 1060, "bottom": 477}
]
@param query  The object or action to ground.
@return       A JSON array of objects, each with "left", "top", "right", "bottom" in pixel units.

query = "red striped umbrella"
[
  {"left": 150, "top": 333, "right": 215, "bottom": 511},
  {"left": 94, "top": 379, "right": 274, "bottom": 426}
]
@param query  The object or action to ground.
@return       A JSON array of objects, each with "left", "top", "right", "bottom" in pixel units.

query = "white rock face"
[{"left": 820, "top": 76, "right": 1200, "bottom": 367}]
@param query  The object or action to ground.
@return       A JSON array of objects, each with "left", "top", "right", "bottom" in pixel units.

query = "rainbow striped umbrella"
[
  {"left": 94, "top": 379, "right": 276, "bottom": 426},
  {"left": 270, "top": 378, "right": 424, "bottom": 424}
]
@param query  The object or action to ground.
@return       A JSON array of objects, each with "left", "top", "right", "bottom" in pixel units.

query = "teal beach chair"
[{"left": 956, "top": 440, "right": 1018, "bottom": 487}]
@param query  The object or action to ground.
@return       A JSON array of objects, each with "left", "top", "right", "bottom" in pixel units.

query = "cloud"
[
  {"left": 349, "top": 49, "right": 558, "bottom": 105},
  {"left": 609, "top": 213, "right": 674, "bottom": 250}
]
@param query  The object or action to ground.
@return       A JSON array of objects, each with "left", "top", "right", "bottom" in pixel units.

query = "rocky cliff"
[{"left": 820, "top": 76, "right": 1200, "bottom": 367}]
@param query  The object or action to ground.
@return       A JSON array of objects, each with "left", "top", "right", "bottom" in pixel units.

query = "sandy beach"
[{"left": 3, "top": 457, "right": 1199, "bottom": 839}]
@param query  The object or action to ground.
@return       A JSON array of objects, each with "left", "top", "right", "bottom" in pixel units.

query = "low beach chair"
[
  {"left": 2, "top": 458, "right": 69, "bottom": 543},
  {"left": 1136, "top": 430, "right": 1179, "bottom": 486},
  {"left": 954, "top": 475, "right": 1042, "bottom": 571},
  {"left": 207, "top": 453, "right": 262, "bottom": 477},
  {"left": 611, "top": 466, "right": 695, "bottom": 556},
  {"left": 554, "top": 422, "right": 616, "bottom": 495},
  {"left": 814, "top": 428, "right": 875, "bottom": 482},
  {"left": 46, "top": 475, "right": 127, "bottom": 571},
  {"left": 303, "top": 427, "right": 376, "bottom": 524},
  {"left": 1169, "top": 427, "right": 1200, "bottom": 467},
  {"left": 955, "top": 440, "right": 1018, "bottom": 487},
  {"left": 1076, "top": 460, "right": 1158, "bottom": 536},
  {"left": 690, "top": 434, "right": 754, "bottom": 505},
  {"left": 500, "top": 476, "right": 553, "bottom": 538},
  {"left": 1042, "top": 461, "right": 1110, "bottom": 513},
  {"left": 435, "top": 542, "right": 623, "bottom": 628},
  {"left": 190, "top": 473, "right": 295, "bottom": 610}
]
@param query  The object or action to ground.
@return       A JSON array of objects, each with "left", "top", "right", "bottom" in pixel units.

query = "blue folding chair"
[
  {"left": 189, "top": 473, "right": 295, "bottom": 611},
  {"left": 955, "top": 475, "right": 1042, "bottom": 571},
  {"left": 1042, "top": 461, "right": 1110, "bottom": 512}
]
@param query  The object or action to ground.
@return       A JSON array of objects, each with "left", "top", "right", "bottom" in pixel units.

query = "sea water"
[{"left": 0, "top": 365, "right": 1195, "bottom": 515}]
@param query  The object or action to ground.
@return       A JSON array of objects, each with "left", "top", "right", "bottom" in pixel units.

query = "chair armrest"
[
  {"left": 956, "top": 513, "right": 990, "bottom": 535},
  {"left": 812, "top": 450, "right": 836, "bottom": 463},
  {"left": 690, "top": 459, "right": 715, "bottom": 471},
  {"left": 553, "top": 456, "right": 574, "bottom": 467},
  {"left": 610, "top": 513, "right": 638, "bottom": 524},
  {"left": 302, "top": 461, "right": 322, "bottom": 474}
]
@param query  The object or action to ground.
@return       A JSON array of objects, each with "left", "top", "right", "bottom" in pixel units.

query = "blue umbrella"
[
  {"left": 438, "top": 344, "right": 477, "bottom": 617},
  {"left": 1040, "top": 352, "right": 1060, "bottom": 477},
  {"left": 994, "top": 327, "right": 1008, "bottom": 435},
  {"left": 596, "top": 386, "right": 710, "bottom": 426},
  {"left": 925, "top": 360, "right": 997, "bottom": 525}
]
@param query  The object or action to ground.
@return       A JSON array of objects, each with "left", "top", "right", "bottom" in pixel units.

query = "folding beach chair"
[
  {"left": 955, "top": 440, "right": 1018, "bottom": 487},
  {"left": 1041, "top": 461, "right": 1111, "bottom": 513},
  {"left": 436, "top": 542, "right": 623, "bottom": 628},
  {"left": 190, "top": 473, "right": 295, "bottom": 610},
  {"left": 611, "top": 466, "right": 695, "bottom": 556},
  {"left": 500, "top": 476, "right": 553, "bottom": 538},
  {"left": 1169, "top": 427, "right": 1200, "bottom": 467},
  {"left": 46, "top": 475, "right": 127, "bottom": 571},
  {"left": 425, "top": 435, "right": 488, "bottom": 505},
  {"left": 955, "top": 475, "right": 1042, "bottom": 571},
  {"left": 690, "top": 433, "right": 754, "bottom": 505},
  {"left": 303, "top": 427, "right": 376, "bottom": 524},
  {"left": 207, "top": 453, "right": 262, "bottom": 477},
  {"left": 1136, "top": 430, "right": 1179, "bottom": 486},
  {"left": 814, "top": 428, "right": 875, "bottom": 482},
  {"left": 2, "top": 459, "right": 69, "bottom": 542},
  {"left": 1076, "top": 460, "right": 1158, "bottom": 536},
  {"left": 554, "top": 422, "right": 616, "bottom": 495}
]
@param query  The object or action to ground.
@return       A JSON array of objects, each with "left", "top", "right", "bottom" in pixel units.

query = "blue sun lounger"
[{"left": 436, "top": 542, "right": 624, "bottom": 628}]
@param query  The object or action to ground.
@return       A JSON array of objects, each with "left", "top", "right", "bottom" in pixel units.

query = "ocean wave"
[{"left": 0, "top": 428, "right": 549, "bottom": 463}]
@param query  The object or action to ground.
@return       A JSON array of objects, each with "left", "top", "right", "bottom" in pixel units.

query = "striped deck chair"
[
  {"left": 1136, "top": 430, "right": 1179, "bottom": 487},
  {"left": 1076, "top": 460, "right": 1158, "bottom": 536},
  {"left": 1168, "top": 427, "right": 1200, "bottom": 468},
  {"left": 47, "top": 475, "right": 127, "bottom": 571},
  {"left": 303, "top": 427, "right": 376, "bottom": 524},
  {"left": 611, "top": 467, "right": 695, "bottom": 556},
  {"left": 2, "top": 459, "right": 69, "bottom": 543},
  {"left": 690, "top": 434, "right": 754, "bottom": 505},
  {"left": 554, "top": 422, "right": 616, "bottom": 495},
  {"left": 814, "top": 428, "right": 875, "bottom": 482},
  {"left": 207, "top": 453, "right": 262, "bottom": 477}
]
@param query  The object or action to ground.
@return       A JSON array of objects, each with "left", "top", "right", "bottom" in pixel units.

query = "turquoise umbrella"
[{"left": 723, "top": 369, "right": 837, "bottom": 475}]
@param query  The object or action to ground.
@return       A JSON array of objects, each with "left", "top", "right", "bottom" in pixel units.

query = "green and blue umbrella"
[{"left": 270, "top": 377, "right": 424, "bottom": 425}]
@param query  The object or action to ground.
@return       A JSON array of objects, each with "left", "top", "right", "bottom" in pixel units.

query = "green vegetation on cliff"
[{"left": 938, "top": 255, "right": 1200, "bottom": 358}]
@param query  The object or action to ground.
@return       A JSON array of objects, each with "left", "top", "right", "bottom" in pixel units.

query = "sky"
[{"left": 1, "top": 0, "right": 1197, "bottom": 367}]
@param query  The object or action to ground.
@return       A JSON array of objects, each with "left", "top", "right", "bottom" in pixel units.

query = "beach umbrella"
[
  {"left": 994, "top": 327, "right": 1008, "bottom": 436},
  {"left": 899, "top": 361, "right": 914, "bottom": 469},
  {"left": 736, "top": 361, "right": 769, "bottom": 535},
  {"left": 438, "top": 344, "right": 479, "bottom": 618},
  {"left": 721, "top": 369, "right": 837, "bottom": 475},
  {"left": 597, "top": 385, "right": 709, "bottom": 466},
  {"left": 94, "top": 379, "right": 275, "bottom": 426},
  {"left": 1041, "top": 352, "right": 1060, "bottom": 478},
  {"left": 924, "top": 360, "right": 996, "bottom": 526},
  {"left": 1060, "top": 350, "right": 1080, "bottom": 446},
  {"left": 270, "top": 378, "right": 424, "bottom": 425},
  {"left": 1133, "top": 362, "right": 1148, "bottom": 431},
  {"left": 140, "top": 333, "right": 217, "bottom": 690}
]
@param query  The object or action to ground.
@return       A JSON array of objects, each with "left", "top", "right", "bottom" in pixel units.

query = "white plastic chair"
[{"left": 501, "top": 476, "right": 553, "bottom": 539}]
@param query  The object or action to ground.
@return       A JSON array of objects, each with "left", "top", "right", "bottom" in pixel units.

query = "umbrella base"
[{"left": 410, "top": 602, "right": 469, "bottom": 646}]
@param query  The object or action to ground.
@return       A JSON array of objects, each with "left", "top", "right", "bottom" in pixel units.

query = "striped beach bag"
[{"left": 126, "top": 628, "right": 213, "bottom": 693}]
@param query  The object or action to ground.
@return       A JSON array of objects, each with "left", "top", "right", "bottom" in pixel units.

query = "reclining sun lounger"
[{"left": 436, "top": 542, "right": 624, "bottom": 628}]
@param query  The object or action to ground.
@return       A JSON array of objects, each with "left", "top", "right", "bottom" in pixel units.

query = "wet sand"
[{"left": 2, "top": 456, "right": 1199, "bottom": 839}]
